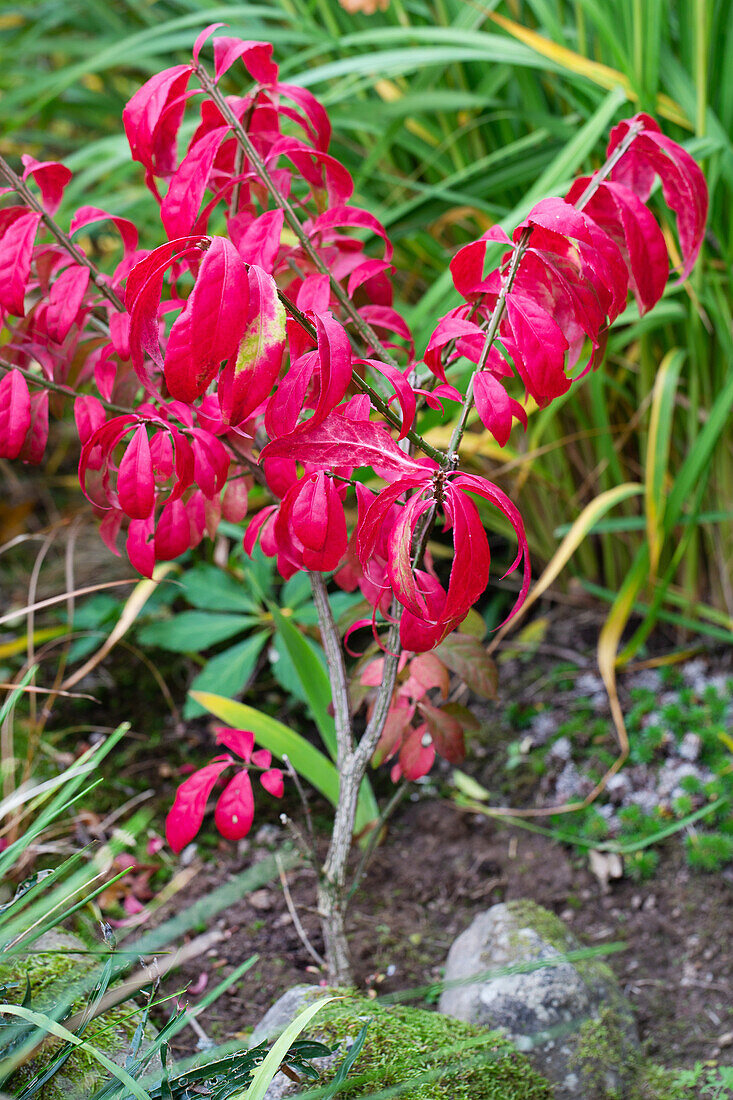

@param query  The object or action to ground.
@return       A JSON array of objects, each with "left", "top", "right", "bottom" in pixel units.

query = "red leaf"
[
  {"left": 440, "top": 486, "right": 492, "bottom": 624},
  {"left": 192, "top": 22, "right": 226, "bottom": 64},
  {"left": 46, "top": 266, "right": 90, "bottom": 344},
  {"left": 275, "top": 83, "right": 330, "bottom": 150},
  {"left": 18, "top": 390, "right": 49, "bottom": 465},
  {"left": 0, "top": 369, "right": 31, "bottom": 460},
  {"left": 566, "top": 179, "right": 668, "bottom": 315},
  {"left": 608, "top": 114, "right": 708, "bottom": 278},
  {"left": 453, "top": 472, "right": 530, "bottom": 623},
  {"left": 222, "top": 477, "right": 249, "bottom": 522},
  {"left": 161, "top": 127, "right": 229, "bottom": 240},
  {"left": 310, "top": 204, "right": 392, "bottom": 261},
  {"left": 98, "top": 509, "right": 123, "bottom": 557},
  {"left": 215, "top": 727, "right": 254, "bottom": 762},
  {"left": 259, "top": 413, "right": 425, "bottom": 481},
  {"left": 154, "top": 497, "right": 191, "bottom": 560},
  {"left": 358, "top": 305, "right": 414, "bottom": 357},
  {"left": 372, "top": 699, "right": 413, "bottom": 766},
  {"left": 69, "top": 205, "right": 139, "bottom": 258},
  {"left": 74, "top": 395, "right": 106, "bottom": 447},
  {"left": 397, "top": 725, "right": 435, "bottom": 781},
  {"left": 277, "top": 471, "right": 348, "bottom": 571},
  {"left": 424, "top": 314, "right": 486, "bottom": 383},
  {"left": 118, "top": 424, "right": 155, "bottom": 519},
  {"left": 218, "top": 265, "right": 285, "bottom": 424},
  {"left": 297, "top": 274, "right": 330, "bottom": 314},
  {"left": 251, "top": 749, "right": 271, "bottom": 769},
  {"left": 260, "top": 769, "right": 284, "bottom": 798},
  {"left": 21, "top": 156, "right": 72, "bottom": 215},
  {"left": 523, "top": 197, "right": 629, "bottom": 322},
  {"left": 126, "top": 515, "right": 156, "bottom": 578},
  {"left": 123, "top": 64, "right": 193, "bottom": 177},
  {"left": 166, "top": 758, "right": 232, "bottom": 852},
  {"left": 418, "top": 701, "right": 466, "bottom": 764},
  {"left": 263, "top": 352, "right": 314, "bottom": 439},
  {"left": 190, "top": 428, "right": 230, "bottom": 497},
  {"left": 235, "top": 208, "right": 284, "bottom": 271},
  {"left": 355, "top": 359, "right": 416, "bottom": 440},
  {"left": 214, "top": 769, "right": 255, "bottom": 841},
  {"left": 405, "top": 653, "right": 450, "bottom": 699},
  {"left": 473, "top": 371, "right": 526, "bottom": 447},
  {"left": 449, "top": 229, "right": 508, "bottom": 298},
  {"left": 434, "top": 632, "right": 498, "bottom": 700},
  {"left": 165, "top": 236, "right": 249, "bottom": 403},
  {"left": 213, "top": 37, "right": 278, "bottom": 84},
  {"left": 504, "top": 294, "right": 570, "bottom": 406},
  {"left": 126, "top": 236, "right": 207, "bottom": 387},
  {"left": 311, "top": 311, "right": 352, "bottom": 427},
  {"left": 0, "top": 211, "right": 41, "bottom": 316}
]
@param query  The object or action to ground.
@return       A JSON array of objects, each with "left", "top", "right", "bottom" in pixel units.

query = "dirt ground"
[{"left": 156, "top": 797, "right": 733, "bottom": 1069}]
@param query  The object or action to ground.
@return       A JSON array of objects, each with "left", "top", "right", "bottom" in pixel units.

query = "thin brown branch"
[{"left": 0, "top": 155, "right": 125, "bottom": 313}]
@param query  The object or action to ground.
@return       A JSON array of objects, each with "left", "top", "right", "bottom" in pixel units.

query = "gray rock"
[
  {"left": 250, "top": 985, "right": 337, "bottom": 1099},
  {"left": 627, "top": 668, "right": 661, "bottom": 692},
  {"left": 677, "top": 731, "right": 703, "bottom": 762},
  {"left": 682, "top": 658, "right": 708, "bottom": 693},
  {"left": 250, "top": 983, "right": 324, "bottom": 1046},
  {"left": 605, "top": 772, "right": 631, "bottom": 804},
  {"left": 529, "top": 711, "right": 556, "bottom": 746},
  {"left": 657, "top": 760, "right": 713, "bottom": 802},
  {"left": 548, "top": 735, "right": 573, "bottom": 762},
  {"left": 439, "top": 900, "right": 638, "bottom": 1099},
  {"left": 575, "top": 671, "right": 605, "bottom": 696},
  {"left": 574, "top": 672, "right": 608, "bottom": 711},
  {"left": 554, "top": 761, "right": 584, "bottom": 803},
  {"left": 626, "top": 788, "right": 660, "bottom": 815}
]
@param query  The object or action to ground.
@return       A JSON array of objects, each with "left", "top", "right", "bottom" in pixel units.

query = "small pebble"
[
  {"left": 677, "top": 732, "right": 702, "bottom": 761},
  {"left": 548, "top": 735, "right": 573, "bottom": 762}
]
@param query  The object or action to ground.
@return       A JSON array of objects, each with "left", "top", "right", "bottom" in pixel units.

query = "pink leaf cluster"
[
  {"left": 432, "top": 116, "right": 708, "bottom": 442},
  {"left": 165, "top": 726, "right": 284, "bottom": 852}
]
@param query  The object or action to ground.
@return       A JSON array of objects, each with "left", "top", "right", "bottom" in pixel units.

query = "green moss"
[
  {"left": 309, "top": 991, "right": 553, "bottom": 1099},
  {"left": 571, "top": 1007, "right": 641, "bottom": 1099},
  {"left": 1, "top": 946, "right": 142, "bottom": 1099}
]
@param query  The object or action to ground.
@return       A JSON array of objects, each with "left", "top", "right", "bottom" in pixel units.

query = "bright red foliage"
[
  {"left": 165, "top": 728, "right": 284, "bottom": 852},
  {"left": 0, "top": 29, "right": 709, "bottom": 845}
]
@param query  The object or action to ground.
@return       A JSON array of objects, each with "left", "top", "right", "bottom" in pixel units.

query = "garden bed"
[{"left": 146, "top": 640, "right": 733, "bottom": 1074}]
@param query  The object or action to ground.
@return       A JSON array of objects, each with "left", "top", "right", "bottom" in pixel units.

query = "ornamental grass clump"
[{"left": 0, "top": 24, "right": 707, "bottom": 980}]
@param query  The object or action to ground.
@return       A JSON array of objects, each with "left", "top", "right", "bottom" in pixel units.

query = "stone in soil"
[{"left": 439, "top": 899, "right": 638, "bottom": 1100}]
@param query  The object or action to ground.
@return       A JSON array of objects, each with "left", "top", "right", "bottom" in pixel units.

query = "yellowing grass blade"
[
  {"left": 645, "top": 349, "right": 685, "bottom": 577},
  {"left": 597, "top": 549, "right": 651, "bottom": 762},
  {"left": 489, "top": 11, "right": 690, "bottom": 129},
  {"left": 0, "top": 625, "right": 66, "bottom": 659},
  {"left": 489, "top": 482, "right": 644, "bottom": 652},
  {"left": 61, "top": 562, "right": 177, "bottom": 691}
]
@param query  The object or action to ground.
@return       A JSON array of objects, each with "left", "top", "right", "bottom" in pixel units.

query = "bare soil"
[{"left": 157, "top": 797, "right": 733, "bottom": 1069}]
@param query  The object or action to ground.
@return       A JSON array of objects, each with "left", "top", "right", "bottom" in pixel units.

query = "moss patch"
[
  {"left": 571, "top": 1006, "right": 642, "bottom": 1099},
  {"left": 0, "top": 944, "right": 142, "bottom": 1099},
  {"left": 305, "top": 990, "right": 553, "bottom": 1099}
]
